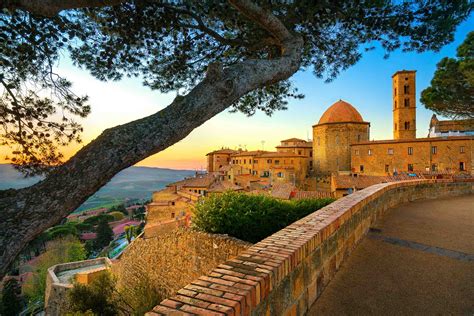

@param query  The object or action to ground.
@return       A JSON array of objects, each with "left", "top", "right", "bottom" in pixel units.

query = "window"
[
  {"left": 335, "top": 135, "right": 339, "bottom": 145},
  {"left": 368, "top": 149, "right": 372, "bottom": 156},
  {"left": 253, "top": 159, "right": 258, "bottom": 164},
  {"left": 171, "top": 201, "right": 175, "bottom": 206},
  {"left": 298, "top": 150, "right": 302, "bottom": 155},
  {"left": 404, "top": 98, "right": 410, "bottom": 107},
  {"left": 431, "top": 164, "right": 438, "bottom": 172},
  {"left": 460, "top": 162, "right": 465, "bottom": 171},
  {"left": 267, "top": 159, "right": 272, "bottom": 163},
  {"left": 357, "top": 134, "right": 361, "bottom": 142},
  {"left": 243, "top": 159, "right": 246, "bottom": 164},
  {"left": 395, "top": 123, "right": 397, "bottom": 131},
  {"left": 394, "top": 100, "right": 397, "bottom": 109},
  {"left": 394, "top": 88, "right": 397, "bottom": 96},
  {"left": 275, "top": 160, "right": 280, "bottom": 165},
  {"left": 277, "top": 172, "right": 284, "bottom": 178},
  {"left": 388, "top": 148, "right": 394, "bottom": 155},
  {"left": 408, "top": 147, "right": 413, "bottom": 155},
  {"left": 360, "top": 165, "right": 364, "bottom": 172},
  {"left": 408, "top": 164, "right": 414, "bottom": 172},
  {"left": 404, "top": 85, "right": 409, "bottom": 94},
  {"left": 355, "top": 149, "right": 360, "bottom": 155},
  {"left": 431, "top": 146, "right": 437, "bottom": 154},
  {"left": 171, "top": 212, "right": 175, "bottom": 218},
  {"left": 232, "top": 159, "right": 235, "bottom": 164},
  {"left": 310, "top": 151, "right": 313, "bottom": 157},
  {"left": 385, "top": 164, "right": 389, "bottom": 172},
  {"left": 460, "top": 146, "right": 465, "bottom": 153},
  {"left": 404, "top": 121, "right": 410, "bottom": 130}
]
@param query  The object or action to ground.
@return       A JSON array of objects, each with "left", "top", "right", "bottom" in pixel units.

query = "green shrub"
[
  {"left": 193, "top": 191, "right": 334, "bottom": 243},
  {"left": 83, "top": 214, "right": 114, "bottom": 225},
  {"left": 67, "top": 271, "right": 118, "bottom": 316}
]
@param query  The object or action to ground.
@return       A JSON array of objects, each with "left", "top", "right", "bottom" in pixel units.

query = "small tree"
[
  {"left": 421, "top": 31, "right": 474, "bottom": 119},
  {"left": 124, "top": 225, "right": 137, "bottom": 244},
  {"left": 1, "top": 278, "right": 23, "bottom": 316},
  {"left": 94, "top": 219, "right": 114, "bottom": 250},
  {"left": 67, "top": 271, "right": 120, "bottom": 316}
]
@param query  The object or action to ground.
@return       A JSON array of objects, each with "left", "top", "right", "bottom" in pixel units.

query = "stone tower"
[
  {"left": 392, "top": 70, "right": 416, "bottom": 139},
  {"left": 313, "top": 100, "right": 370, "bottom": 173}
]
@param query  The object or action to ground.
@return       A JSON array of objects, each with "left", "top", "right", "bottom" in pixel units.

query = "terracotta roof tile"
[{"left": 317, "top": 100, "right": 366, "bottom": 125}]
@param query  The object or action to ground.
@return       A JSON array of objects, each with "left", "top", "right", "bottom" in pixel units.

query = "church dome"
[{"left": 318, "top": 100, "right": 364, "bottom": 124}]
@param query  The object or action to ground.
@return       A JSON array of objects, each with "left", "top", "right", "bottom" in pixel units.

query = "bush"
[
  {"left": 67, "top": 271, "right": 118, "bottom": 316},
  {"left": 193, "top": 191, "right": 334, "bottom": 243},
  {"left": 83, "top": 214, "right": 114, "bottom": 225}
]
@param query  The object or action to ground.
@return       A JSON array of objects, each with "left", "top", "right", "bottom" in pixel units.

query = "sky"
[{"left": 1, "top": 16, "right": 472, "bottom": 170}]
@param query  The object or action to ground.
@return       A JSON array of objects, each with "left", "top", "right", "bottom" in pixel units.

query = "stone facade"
[
  {"left": 148, "top": 179, "right": 474, "bottom": 315},
  {"left": 351, "top": 136, "right": 473, "bottom": 175},
  {"left": 393, "top": 70, "right": 417, "bottom": 140},
  {"left": 207, "top": 149, "right": 238, "bottom": 173},
  {"left": 313, "top": 122, "right": 369, "bottom": 173}
]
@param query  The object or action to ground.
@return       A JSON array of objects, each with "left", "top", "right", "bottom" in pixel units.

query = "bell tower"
[{"left": 392, "top": 70, "right": 416, "bottom": 139}]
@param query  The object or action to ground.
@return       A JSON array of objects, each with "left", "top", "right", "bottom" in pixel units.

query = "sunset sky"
[{"left": 1, "top": 17, "right": 472, "bottom": 170}]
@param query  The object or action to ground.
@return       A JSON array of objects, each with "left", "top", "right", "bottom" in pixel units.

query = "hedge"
[{"left": 193, "top": 191, "right": 334, "bottom": 243}]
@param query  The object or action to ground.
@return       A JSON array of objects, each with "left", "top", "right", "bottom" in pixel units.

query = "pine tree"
[{"left": 94, "top": 219, "right": 114, "bottom": 250}]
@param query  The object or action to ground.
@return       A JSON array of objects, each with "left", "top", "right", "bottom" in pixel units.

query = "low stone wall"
[
  {"left": 44, "top": 257, "right": 112, "bottom": 316},
  {"left": 148, "top": 179, "right": 473, "bottom": 315}
]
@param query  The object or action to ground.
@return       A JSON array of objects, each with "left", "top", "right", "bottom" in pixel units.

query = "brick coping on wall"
[{"left": 147, "top": 179, "right": 473, "bottom": 316}]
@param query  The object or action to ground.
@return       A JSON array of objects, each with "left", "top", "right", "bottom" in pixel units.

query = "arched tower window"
[
  {"left": 404, "top": 85, "right": 409, "bottom": 94},
  {"left": 405, "top": 121, "right": 410, "bottom": 130},
  {"left": 394, "top": 100, "right": 397, "bottom": 109},
  {"left": 357, "top": 134, "right": 361, "bottom": 142},
  {"left": 395, "top": 123, "right": 397, "bottom": 131},
  {"left": 404, "top": 98, "right": 410, "bottom": 107}
]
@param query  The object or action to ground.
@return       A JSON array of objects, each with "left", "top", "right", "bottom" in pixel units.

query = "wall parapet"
[{"left": 147, "top": 179, "right": 473, "bottom": 316}]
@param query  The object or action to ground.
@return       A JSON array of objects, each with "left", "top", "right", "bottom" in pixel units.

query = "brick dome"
[{"left": 318, "top": 100, "right": 364, "bottom": 124}]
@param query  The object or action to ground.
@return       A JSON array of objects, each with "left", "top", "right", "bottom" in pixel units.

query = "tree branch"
[{"left": 0, "top": 0, "right": 303, "bottom": 278}]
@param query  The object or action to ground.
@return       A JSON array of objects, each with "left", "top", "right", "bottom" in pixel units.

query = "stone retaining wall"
[{"left": 148, "top": 179, "right": 473, "bottom": 316}]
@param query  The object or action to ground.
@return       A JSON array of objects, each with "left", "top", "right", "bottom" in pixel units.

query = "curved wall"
[{"left": 148, "top": 179, "right": 473, "bottom": 316}]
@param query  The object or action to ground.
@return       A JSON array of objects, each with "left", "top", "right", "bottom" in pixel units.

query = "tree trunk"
[{"left": 0, "top": 0, "right": 303, "bottom": 278}]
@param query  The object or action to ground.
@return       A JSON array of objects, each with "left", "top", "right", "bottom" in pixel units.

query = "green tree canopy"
[
  {"left": 421, "top": 31, "right": 474, "bottom": 118},
  {"left": 94, "top": 219, "right": 114, "bottom": 250}
]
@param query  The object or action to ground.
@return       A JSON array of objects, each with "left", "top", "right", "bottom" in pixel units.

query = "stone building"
[
  {"left": 429, "top": 114, "right": 474, "bottom": 137},
  {"left": 351, "top": 136, "right": 472, "bottom": 175},
  {"left": 393, "top": 70, "right": 417, "bottom": 140},
  {"left": 206, "top": 148, "right": 237, "bottom": 173},
  {"left": 204, "top": 69, "right": 473, "bottom": 194},
  {"left": 312, "top": 100, "right": 370, "bottom": 173},
  {"left": 349, "top": 70, "right": 473, "bottom": 176}
]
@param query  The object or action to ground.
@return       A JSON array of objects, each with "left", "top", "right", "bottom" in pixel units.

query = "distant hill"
[{"left": 0, "top": 164, "right": 195, "bottom": 212}]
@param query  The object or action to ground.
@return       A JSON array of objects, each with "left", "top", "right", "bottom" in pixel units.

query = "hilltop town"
[{"left": 143, "top": 70, "right": 473, "bottom": 238}]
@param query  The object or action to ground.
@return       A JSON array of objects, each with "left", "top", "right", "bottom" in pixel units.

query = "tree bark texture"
[{"left": 0, "top": 0, "right": 303, "bottom": 278}]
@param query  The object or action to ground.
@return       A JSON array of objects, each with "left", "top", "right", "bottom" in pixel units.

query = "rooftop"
[{"left": 316, "top": 100, "right": 367, "bottom": 125}]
